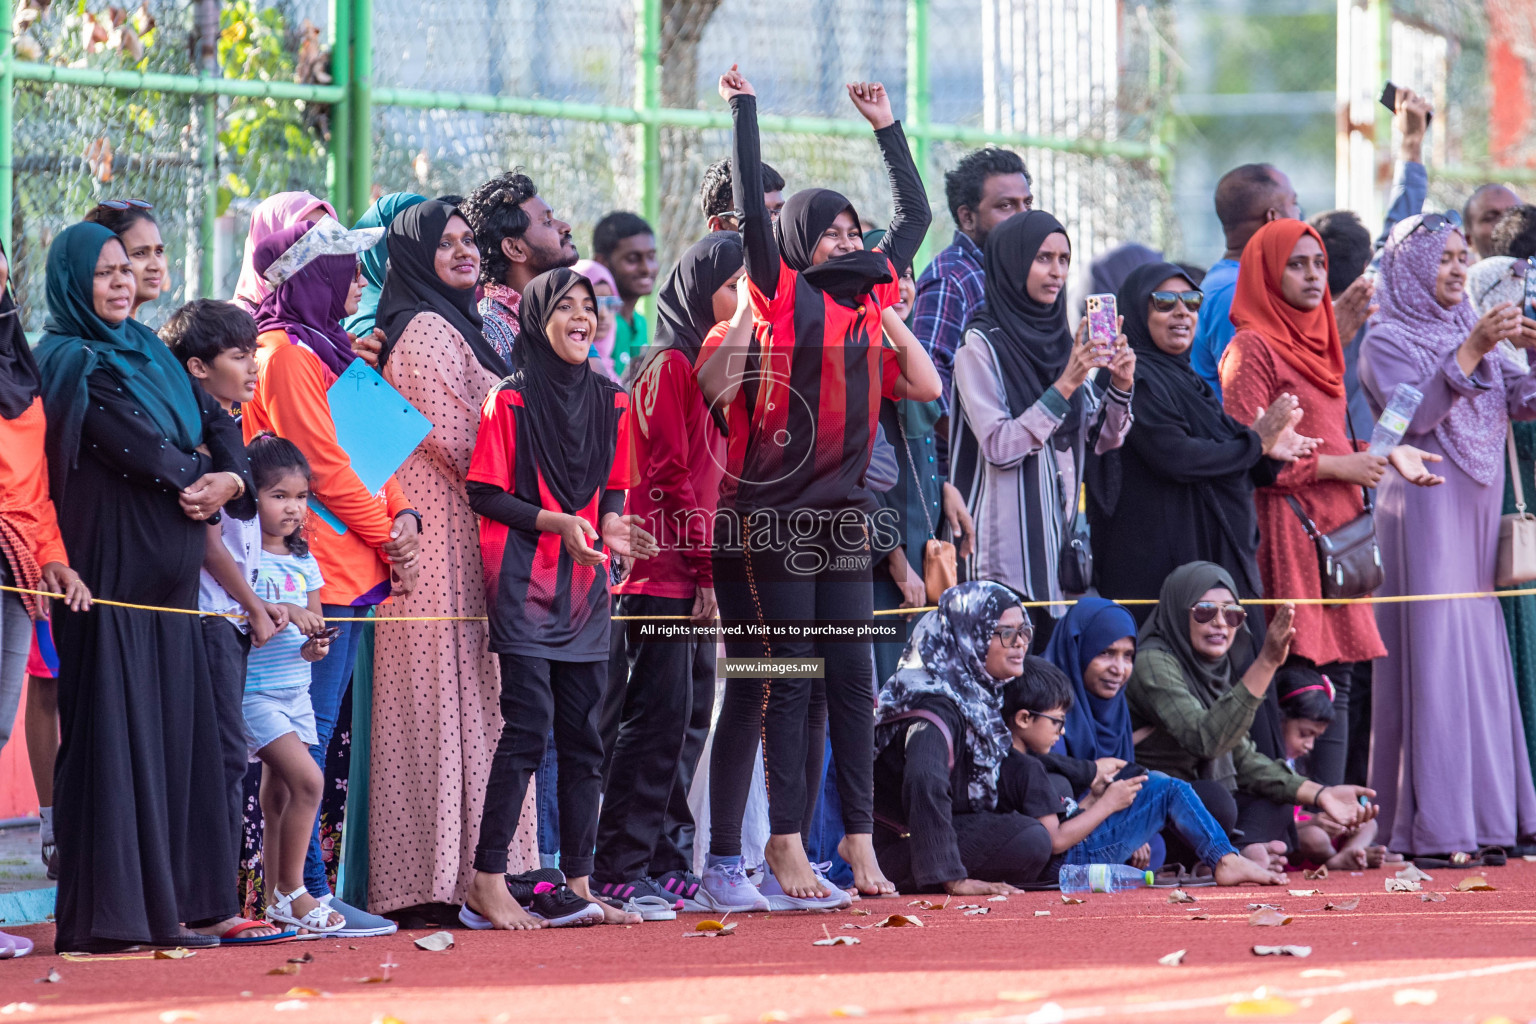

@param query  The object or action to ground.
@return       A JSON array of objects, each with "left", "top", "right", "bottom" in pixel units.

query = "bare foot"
[
  {"left": 189, "top": 915, "right": 285, "bottom": 940},
  {"left": 466, "top": 871, "right": 544, "bottom": 931},
  {"left": 566, "top": 877, "right": 642, "bottom": 925},
  {"left": 1240, "top": 840, "right": 1289, "bottom": 873},
  {"left": 1366, "top": 845, "right": 1404, "bottom": 868},
  {"left": 765, "top": 833, "right": 829, "bottom": 898},
  {"left": 1325, "top": 846, "right": 1369, "bottom": 872},
  {"left": 838, "top": 833, "right": 896, "bottom": 896},
  {"left": 1213, "top": 853, "right": 1285, "bottom": 886}
]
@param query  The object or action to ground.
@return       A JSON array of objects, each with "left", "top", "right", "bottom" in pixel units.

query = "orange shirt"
[
  {"left": 244, "top": 331, "right": 409, "bottom": 606},
  {"left": 0, "top": 397, "right": 68, "bottom": 568}
]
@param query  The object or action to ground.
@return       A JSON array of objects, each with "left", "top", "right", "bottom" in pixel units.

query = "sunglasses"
[
  {"left": 1405, "top": 212, "right": 1457, "bottom": 240},
  {"left": 98, "top": 199, "right": 153, "bottom": 211},
  {"left": 1149, "top": 290, "right": 1204, "bottom": 313},
  {"left": 991, "top": 624, "right": 1034, "bottom": 649},
  {"left": 1190, "top": 601, "right": 1247, "bottom": 628},
  {"left": 1029, "top": 710, "right": 1067, "bottom": 731}
]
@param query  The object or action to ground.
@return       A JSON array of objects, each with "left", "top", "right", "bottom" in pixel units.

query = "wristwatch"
[{"left": 396, "top": 508, "right": 424, "bottom": 533}]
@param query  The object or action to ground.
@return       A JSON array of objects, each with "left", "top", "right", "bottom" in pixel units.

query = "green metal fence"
[{"left": 0, "top": 0, "right": 1172, "bottom": 330}]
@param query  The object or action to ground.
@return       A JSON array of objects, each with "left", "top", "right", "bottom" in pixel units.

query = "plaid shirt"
[
  {"left": 910, "top": 231, "right": 985, "bottom": 476},
  {"left": 911, "top": 230, "right": 985, "bottom": 409}
]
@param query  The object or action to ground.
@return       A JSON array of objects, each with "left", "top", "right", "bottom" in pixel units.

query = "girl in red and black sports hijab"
[
  {"left": 464, "top": 267, "right": 658, "bottom": 930},
  {"left": 697, "top": 65, "right": 941, "bottom": 912}
]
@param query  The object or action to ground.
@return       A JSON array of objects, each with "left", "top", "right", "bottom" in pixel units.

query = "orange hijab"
[{"left": 1229, "top": 220, "right": 1345, "bottom": 397}]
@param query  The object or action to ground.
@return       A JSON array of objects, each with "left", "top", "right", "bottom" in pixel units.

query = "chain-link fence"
[{"left": 9, "top": 0, "right": 1534, "bottom": 333}]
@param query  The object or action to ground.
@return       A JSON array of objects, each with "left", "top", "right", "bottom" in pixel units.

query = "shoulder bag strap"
[
  {"left": 1512, "top": 423, "right": 1527, "bottom": 515},
  {"left": 1284, "top": 494, "right": 1324, "bottom": 541},
  {"left": 1345, "top": 403, "right": 1374, "bottom": 515},
  {"left": 894, "top": 407, "right": 940, "bottom": 538},
  {"left": 878, "top": 708, "right": 957, "bottom": 771}
]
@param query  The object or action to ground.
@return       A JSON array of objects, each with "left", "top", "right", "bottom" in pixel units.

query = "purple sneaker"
[
  {"left": 697, "top": 859, "right": 770, "bottom": 912},
  {"left": 0, "top": 929, "right": 34, "bottom": 959},
  {"left": 757, "top": 865, "right": 848, "bottom": 912}
]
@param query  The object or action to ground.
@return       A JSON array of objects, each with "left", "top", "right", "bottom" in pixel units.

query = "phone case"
[{"left": 1086, "top": 293, "right": 1118, "bottom": 351}]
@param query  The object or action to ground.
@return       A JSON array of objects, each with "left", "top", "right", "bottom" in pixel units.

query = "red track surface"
[{"left": 6, "top": 862, "right": 1536, "bottom": 1023}]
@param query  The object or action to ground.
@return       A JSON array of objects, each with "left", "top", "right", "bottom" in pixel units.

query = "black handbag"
[
  {"left": 1057, "top": 430, "right": 1094, "bottom": 595},
  {"left": 1284, "top": 487, "right": 1382, "bottom": 600}
]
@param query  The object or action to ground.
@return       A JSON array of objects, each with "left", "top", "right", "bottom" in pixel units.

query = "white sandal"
[{"left": 266, "top": 886, "right": 345, "bottom": 934}]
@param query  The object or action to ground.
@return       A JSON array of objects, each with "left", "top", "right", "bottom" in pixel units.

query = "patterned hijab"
[
  {"left": 233, "top": 191, "right": 337, "bottom": 313},
  {"left": 1230, "top": 219, "right": 1346, "bottom": 397},
  {"left": 1366, "top": 214, "right": 1501, "bottom": 484},
  {"left": 251, "top": 222, "right": 359, "bottom": 377},
  {"left": 876, "top": 581, "right": 1026, "bottom": 811}
]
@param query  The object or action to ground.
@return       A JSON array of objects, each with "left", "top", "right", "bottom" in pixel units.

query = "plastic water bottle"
[
  {"left": 1057, "top": 864, "right": 1155, "bottom": 894},
  {"left": 1367, "top": 382, "right": 1424, "bottom": 456}
]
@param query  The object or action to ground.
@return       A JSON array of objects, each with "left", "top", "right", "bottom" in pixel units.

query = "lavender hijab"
[
  {"left": 252, "top": 221, "right": 359, "bottom": 376},
  {"left": 1366, "top": 214, "right": 1503, "bottom": 485}
]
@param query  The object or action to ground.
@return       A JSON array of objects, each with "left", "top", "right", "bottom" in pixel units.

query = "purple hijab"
[
  {"left": 1365, "top": 214, "right": 1503, "bottom": 485},
  {"left": 252, "top": 221, "right": 358, "bottom": 377}
]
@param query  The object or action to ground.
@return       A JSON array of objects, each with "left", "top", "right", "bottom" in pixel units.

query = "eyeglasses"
[
  {"left": 1029, "top": 710, "right": 1067, "bottom": 732},
  {"left": 596, "top": 295, "right": 624, "bottom": 316},
  {"left": 1149, "top": 290, "right": 1204, "bottom": 313},
  {"left": 991, "top": 624, "right": 1034, "bottom": 648},
  {"left": 97, "top": 199, "right": 153, "bottom": 211},
  {"left": 1190, "top": 601, "right": 1247, "bottom": 628}
]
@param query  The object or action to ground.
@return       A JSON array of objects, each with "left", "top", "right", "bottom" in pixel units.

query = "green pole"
[
  {"left": 636, "top": 0, "right": 660, "bottom": 239},
  {"left": 199, "top": 93, "right": 215, "bottom": 296},
  {"left": 0, "top": 0, "right": 13, "bottom": 260},
  {"left": 348, "top": 0, "right": 372, "bottom": 222},
  {"left": 327, "top": 0, "right": 352, "bottom": 224},
  {"left": 907, "top": 0, "right": 932, "bottom": 273}
]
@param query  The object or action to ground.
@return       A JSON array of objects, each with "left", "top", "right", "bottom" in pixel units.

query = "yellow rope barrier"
[{"left": 9, "top": 583, "right": 1536, "bottom": 623}]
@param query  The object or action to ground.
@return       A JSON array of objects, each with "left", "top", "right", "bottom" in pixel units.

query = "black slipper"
[
  {"left": 1413, "top": 852, "right": 1482, "bottom": 870},
  {"left": 1476, "top": 847, "right": 1509, "bottom": 867}
]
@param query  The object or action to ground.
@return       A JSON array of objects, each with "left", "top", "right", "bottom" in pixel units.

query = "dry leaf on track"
[
  {"left": 1251, "top": 945, "right": 1312, "bottom": 958},
  {"left": 875, "top": 914, "right": 924, "bottom": 928},
  {"left": 1158, "top": 949, "right": 1186, "bottom": 966},
  {"left": 1247, "top": 909, "right": 1293, "bottom": 926},
  {"left": 1167, "top": 889, "right": 1198, "bottom": 904},
  {"left": 1418, "top": 891, "right": 1447, "bottom": 903},
  {"left": 987, "top": 895, "right": 1008, "bottom": 902},
  {"left": 965, "top": 907, "right": 991, "bottom": 916},
  {"left": 413, "top": 931, "right": 454, "bottom": 951},
  {"left": 1323, "top": 898, "right": 1359, "bottom": 911},
  {"left": 1385, "top": 878, "right": 1421, "bottom": 893},
  {"left": 1059, "top": 894, "right": 1085, "bottom": 905},
  {"left": 1302, "top": 866, "right": 1329, "bottom": 881},
  {"left": 1396, "top": 865, "right": 1432, "bottom": 882},
  {"left": 1287, "top": 889, "right": 1320, "bottom": 897},
  {"left": 1454, "top": 877, "right": 1496, "bottom": 892},
  {"left": 813, "top": 935, "right": 859, "bottom": 946}
]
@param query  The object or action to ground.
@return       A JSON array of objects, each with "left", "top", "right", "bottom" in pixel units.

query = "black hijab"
[
  {"left": 967, "top": 210, "right": 1076, "bottom": 421},
  {"left": 1119, "top": 261, "right": 1245, "bottom": 443},
  {"left": 649, "top": 231, "right": 743, "bottom": 369},
  {"left": 512, "top": 268, "right": 624, "bottom": 513},
  {"left": 775, "top": 187, "right": 892, "bottom": 300},
  {"left": 0, "top": 240, "right": 37, "bottom": 420},
  {"left": 375, "top": 200, "right": 507, "bottom": 377}
]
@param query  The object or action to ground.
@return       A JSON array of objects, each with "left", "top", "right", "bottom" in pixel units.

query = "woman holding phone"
[{"left": 951, "top": 210, "right": 1135, "bottom": 652}]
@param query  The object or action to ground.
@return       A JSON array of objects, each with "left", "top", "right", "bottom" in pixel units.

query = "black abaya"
[{"left": 52, "top": 371, "right": 253, "bottom": 950}]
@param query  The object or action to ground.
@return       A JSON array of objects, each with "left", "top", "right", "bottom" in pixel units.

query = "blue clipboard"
[{"left": 309, "top": 357, "right": 432, "bottom": 535}]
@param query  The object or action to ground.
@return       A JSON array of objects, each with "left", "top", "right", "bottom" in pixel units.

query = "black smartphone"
[
  {"left": 1380, "top": 81, "right": 1432, "bottom": 125},
  {"left": 1113, "top": 764, "right": 1148, "bottom": 782},
  {"left": 313, "top": 625, "right": 341, "bottom": 642}
]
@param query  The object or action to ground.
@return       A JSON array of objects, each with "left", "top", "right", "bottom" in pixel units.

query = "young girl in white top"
[{"left": 242, "top": 433, "right": 342, "bottom": 934}]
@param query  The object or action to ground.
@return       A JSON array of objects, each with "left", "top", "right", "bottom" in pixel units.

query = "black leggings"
[
  {"left": 476, "top": 654, "right": 605, "bottom": 878},
  {"left": 709, "top": 525, "right": 876, "bottom": 852}
]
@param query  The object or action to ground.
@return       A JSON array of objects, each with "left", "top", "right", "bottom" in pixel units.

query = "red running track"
[{"left": 5, "top": 861, "right": 1536, "bottom": 1023}]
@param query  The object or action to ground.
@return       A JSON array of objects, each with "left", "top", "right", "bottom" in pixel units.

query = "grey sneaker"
[
  {"left": 696, "top": 860, "right": 771, "bottom": 912},
  {"left": 317, "top": 894, "right": 398, "bottom": 937}
]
